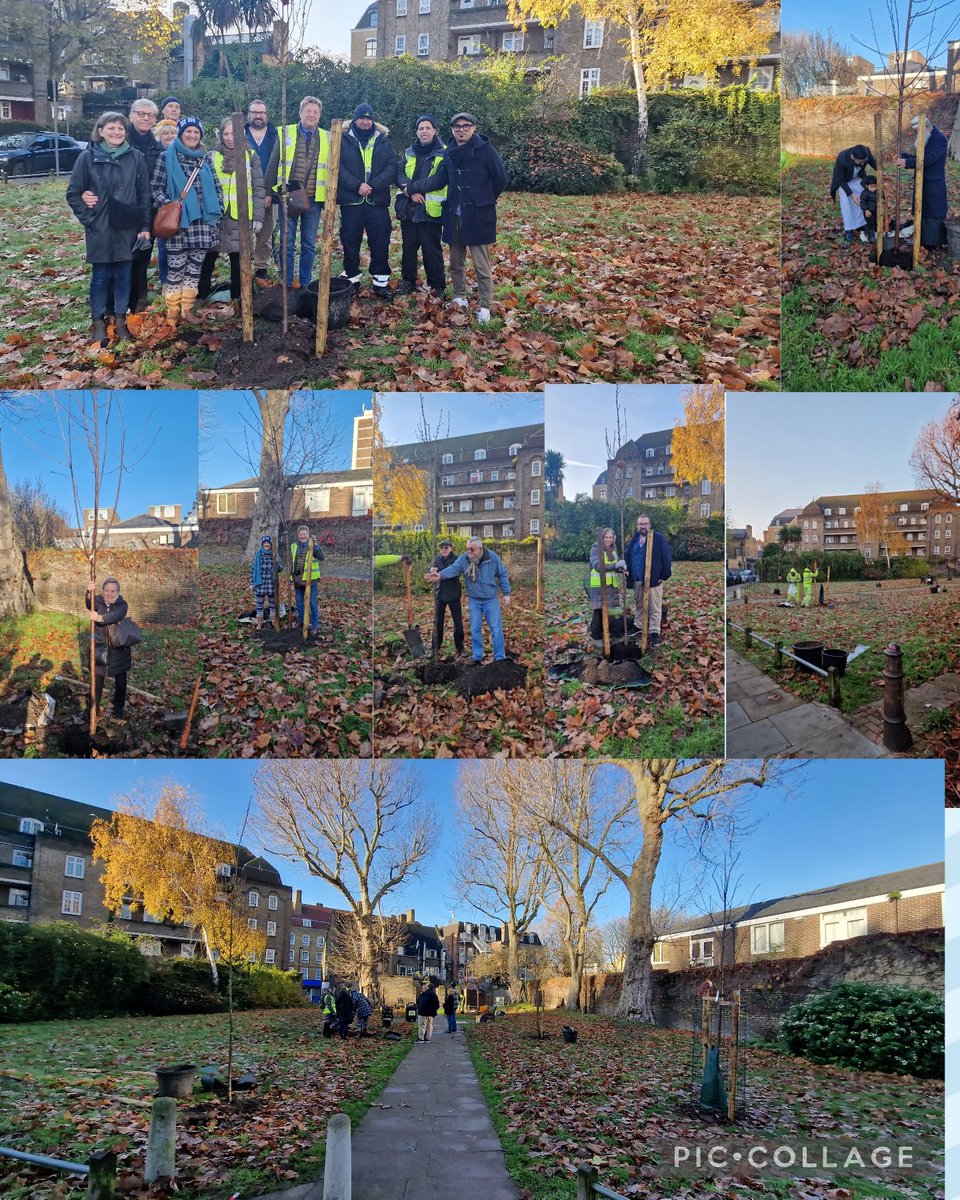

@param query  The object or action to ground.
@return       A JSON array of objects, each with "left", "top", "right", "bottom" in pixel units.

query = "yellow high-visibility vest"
[
  {"left": 211, "top": 149, "right": 255, "bottom": 220},
  {"left": 404, "top": 150, "right": 446, "bottom": 217},
  {"left": 279, "top": 124, "right": 330, "bottom": 202}
]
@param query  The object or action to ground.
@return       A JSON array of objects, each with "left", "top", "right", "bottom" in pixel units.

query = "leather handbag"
[
  {"left": 107, "top": 616, "right": 142, "bottom": 648},
  {"left": 284, "top": 185, "right": 312, "bottom": 216},
  {"left": 153, "top": 165, "right": 202, "bottom": 239}
]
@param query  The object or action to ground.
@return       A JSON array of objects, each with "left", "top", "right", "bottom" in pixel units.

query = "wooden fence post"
[
  {"left": 774, "top": 639, "right": 783, "bottom": 669},
  {"left": 144, "top": 1097, "right": 177, "bottom": 1184},
  {"left": 744, "top": 627, "right": 752, "bottom": 649},
  {"left": 88, "top": 1149, "right": 117, "bottom": 1200}
]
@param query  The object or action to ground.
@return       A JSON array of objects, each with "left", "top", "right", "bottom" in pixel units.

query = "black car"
[{"left": 0, "top": 132, "right": 87, "bottom": 176}]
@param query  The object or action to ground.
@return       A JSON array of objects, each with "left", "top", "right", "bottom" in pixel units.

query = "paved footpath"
[
  {"left": 726, "top": 649, "right": 888, "bottom": 758},
  {"left": 253, "top": 1027, "right": 518, "bottom": 1200}
]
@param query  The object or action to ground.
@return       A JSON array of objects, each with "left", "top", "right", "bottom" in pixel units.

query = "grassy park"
[
  {"left": 469, "top": 1011, "right": 943, "bottom": 1200},
  {"left": 0, "top": 1007, "right": 413, "bottom": 1200},
  {"left": 0, "top": 181, "right": 779, "bottom": 391},
  {"left": 545, "top": 560, "right": 724, "bottom": 757},
  {"left": 782, "top": 157, "right": 960, "bottom": 391}
]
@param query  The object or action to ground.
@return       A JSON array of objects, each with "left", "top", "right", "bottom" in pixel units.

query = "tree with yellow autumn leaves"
[{"left": 671, "top": 382, "right": 725, "bottom": 496}]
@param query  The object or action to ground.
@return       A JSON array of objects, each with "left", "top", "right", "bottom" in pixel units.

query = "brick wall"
[
  {"left": 28, "top": 548, "right": 198, "bottom": 626},
  {"left": 199, "top": 516, "right": 372, "bottom": 579},
  {"left": 782, "top": 93, "right": 959, "bottom": 158}
]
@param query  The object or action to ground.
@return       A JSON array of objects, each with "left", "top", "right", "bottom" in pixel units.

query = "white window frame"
[
  {"left": 395, "top": 35, "right": 406, "bottom": 54},
  {"left": 650, "top": 941, "right": 666, "bottom": 964},
  {"left": 458, "top": 34, "right": 481, "bottom": 55},
  {"left": 583, "top": 19, "right": 604, "bottom": 48},
  {"left": 459, "top": 499, "right": 472, "bottom": 512},
  {"left": 302, "top": 933, "right": 312, "bottom": 945},
  {"left": 580, "top": 68, "right": 601, "bottom": 98},
  {"left": 700, "top": 502, "right": 711, "bottom": 518},
  {"left": 266, "top": 921, "right": 277, "bottom": 936},
  {"left": 509, "top": 443, "right": 521, "bottom": 456},
  {"left": 470, "top": 470, "right": 483, "bottom": 484},
  {"left": 484, "top": 498, "right": 495, "bottom": 510},
  {"left": 268, "top": 893, "right": 279, "bottom": 910},
  {"left": 10, "top": 888, "right": 29, "bottom": 908},
  {"left": 441, "top": 474, "right": 455, "bottom": 486},
  {"left": 689, "top": 937, "right": 714, "bottom": 966},
  {"left": 180, "top": 943, "right": 196, "bottom": 958},
  {"left": 529, "top": 519, "right": 540, "bottom": 535},
  {"left": 531, "top": 460, "right": 542, "bottom": 477},
  {"left": 64, "top": 855, "right": 85, "bottom": 879},
  {"left": 483, "top": 524, "right": 494, "bottom": 537},
  {"left": 474, "top": 449, "right": 487, "bottom": 461},
  {"left": 441, "top": 453, "right": 454, "bottom": 465},
  {"left": 0, "top": 103, "right": 11, "bottom": 122},
  {"left": 19, "top": 818, "right": 44, "bottom": 834},
  {"left": 300, "top": 949, "right": 310, "bottom": 964},
  {"left": 61, "top": 890, "right": 83, "bottom": 916},
  {"left": 248, "top": 917, "right": 258, "bottom": 930},
  {"left": 701, "top": 479, "right": 711, "bottom": 495},
  {"left": 248, "top": 890, "right": 260, "bottom": 907},
  {"left": 750, "top": 921, "right": 785, "bottom": 954},
  {"left": 420, "top": 0, "right": 431, "bottom": 9},
  {"left": 489, "top": 468, "right": 499, "bottom": 482},
  {"left": 365, "top": 38, "right": 377, "bottom": 58},
  {"left": 12, "top": 848, "right": 32, "bottom": 868},
  {"left": 417, "top": 33, "right": 430, "bottom": 55},
  {"left": 821, "top": 906, "right": 868, "bottom": 947},
  {"left": 531, "top": 489, "right": 541, "bottom": 506},
  {"left": 442, "top": 501, "right": 454, "bottom": 514},
  {"left": 502, "top": 31, "right": 524, "bottom": 51},
  {"left": 396, "top": 0, "right": 407, "bottom": 13},
  {"left": 216, "top": 492, "right": 237, "bottom": 515},
  {"left": 265, "top": 948, "right": 276, "bottom": 964}
]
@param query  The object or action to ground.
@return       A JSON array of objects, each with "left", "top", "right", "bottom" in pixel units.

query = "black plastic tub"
[
  {"left": 792, "top": 641, "right": 824, "bottom": 672},
  {"left": 822, "top": 648, "right": 848, "bottom": 677},
  {"left": 297, "top": 276, "right": 354, "bottom": 329}
]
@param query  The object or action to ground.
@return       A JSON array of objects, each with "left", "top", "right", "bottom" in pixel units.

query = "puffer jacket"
[
  {"left": 85, "top": 591, "right": 133, "bottom": 677},
  {"left": 336, "top": 126, "right": 399, "bottom": 208},
  {"left": 67, "top": 144, "right": 151, "bottom": 263}
]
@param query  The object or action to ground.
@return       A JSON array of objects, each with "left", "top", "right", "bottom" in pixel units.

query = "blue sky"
[
  {"left": 1, "top": 392, "right": 199, "bottom": 521},
  {"left": 725, "top": 393, "right": 952, "bottom": 532},
  {"left": 306, "top": 2, "right": 372, "bottom": 56},
  {"left": 377, "top": 393, "right": 542, "bottom": 447},
  {"left": 199, "top": 391, "right": 371, "bottom": 488},
  {"left": 0, "top": 759, "right": 944, "bottom": 927},
  {"left": 784, "top": 0, "right": 957, "bottom": 63},
  {"left": 545, "top": 384, "right": 687, "bottom": 500}
]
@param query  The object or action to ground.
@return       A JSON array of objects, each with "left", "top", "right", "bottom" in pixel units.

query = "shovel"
[{"left": 402, "top": 561, "right": 426, "bottom": 658}]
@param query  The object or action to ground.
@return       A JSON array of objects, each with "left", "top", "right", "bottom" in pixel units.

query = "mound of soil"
[
  {"left": 582, "top": 658, "right": 652, "bottom": 687},
  {"left": 59, "top": 722, "right": 136, "bottom": 757},
  {"left": 879, "top": 247, "right": 914, "bottom": 270},
  {"left": 251, "top": 626, "right": 322, "bottom": 655},
  {"left": 208, "top": 316, "right": 322, "bottom": 388},
  {"left": 415, "top": 659, "right": 463, "bottom": 685},
  {"left": 454, "top": 658, "right": 527, "bottom": 697}
]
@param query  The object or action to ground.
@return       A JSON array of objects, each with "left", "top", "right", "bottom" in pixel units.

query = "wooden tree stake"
[
  {"left": 231, "top": 112, "right": 255, "bottom": 344},
  {"left": 874, "top": 111, "right": 885, "bottom": 266},
  {"left": 315, "top": 120, "right": 346, "bottom": 358},
  {"left": 596, "top": 526, "right": 611, "bottom": 659},
  {"left": 640, "top": 526, "right": 654, "bottom": 653}
]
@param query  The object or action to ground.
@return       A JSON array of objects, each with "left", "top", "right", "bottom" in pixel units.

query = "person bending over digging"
[
  {"left": 290, "top": 524, "right": 324, "bottom": 636},
  {"left": 250, "top": 534, "right": 276, "bottom": 629},
  {"left": 425, "top": 536, "right": 510, "bottom": 664}
]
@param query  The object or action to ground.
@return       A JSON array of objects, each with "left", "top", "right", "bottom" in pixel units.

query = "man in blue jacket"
[
  {"left": 426, "top": 537, "right": 511, "bottom": 663},
  {"left": 624, "top": 514, "right": 672, "bottom": 648}
]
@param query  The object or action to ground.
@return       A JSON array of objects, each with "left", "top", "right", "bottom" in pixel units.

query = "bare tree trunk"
[
  {"left": 244, "top": 390, "right": 291, "bottom": 560},
  {"left": 0, "top": 438, "right": 33, "bottom": 617},
  {"left": 358, "top": 913, "right": 381, "bottom": 1000},
  {"left": 615, "top": 822, "right": 664, "bottom": 1022},
  {"left": 627, "top": 17, "right": 650, "bottom": 174}
]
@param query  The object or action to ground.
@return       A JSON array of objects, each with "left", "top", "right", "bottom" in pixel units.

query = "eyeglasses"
[
  {"left": 249, "top": 110, "right": 267, "bottom": 116},
  {"left": 451, "top": 123, "right": 474, "bottom": 131}
]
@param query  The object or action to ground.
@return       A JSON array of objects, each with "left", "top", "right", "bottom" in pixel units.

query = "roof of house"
[
  {"left": 203, "top": 469, "right": 372, "bottom": 493},
  {"left": 390, "top": 424, "right": 544, "bottom": 466},
  {"left": 804, "top": 490, "right": 939, "bottom": 514},
  {"left": 594, "top": 470, "right": 608, "bottom": 486},
  {"left": 112, "top": 513, "right": 181, "bottom": 530},
  {"left": 666, "top": 863, "right": 944, "bottom": 936},
  {"left": 614, "top": 429, "right": 674, "bottom": 459},
  {"left": 354, "top": 1, "right": 378, "bottom": 29},
  {"left": 768, "top": 508, "right": 802, "bottom": 527}
]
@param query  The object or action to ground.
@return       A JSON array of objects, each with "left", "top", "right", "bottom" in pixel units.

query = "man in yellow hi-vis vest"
[
  {"left": 802, "top": 562, "right": 818, "bottom": 607},
  {"left": 277, "top": 95, "right": 330, "bottom": 289},
  {"left": 394, "top": 115, "right": 447, "bottom": 297},
  {"left": 337, "top": 104, "right": 399, "bottom": 299},
  {"left": 290, "top": 524, "right": 324, "bottom": 636}
]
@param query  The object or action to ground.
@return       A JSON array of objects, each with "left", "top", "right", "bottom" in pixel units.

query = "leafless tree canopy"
[
  {"left": 326, "top": 911, "right": 409, "bottom": 994},
  {"left": 910, "top": 401, "right": 960, "bottom": 502},
  {"left": 781, "top": 29, "right": 859, "bottom": 98},
  {"left": 10, "top": 477, "right": 72, "bottom": 549}
]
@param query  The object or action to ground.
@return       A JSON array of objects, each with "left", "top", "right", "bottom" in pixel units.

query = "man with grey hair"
[
  {"left": 624, "top": 514, "right": 672, "bottom": 648},
  {"left": 126, "top": 98, "right": 160, "bottom": 312},
  {"left": 896, "top": 116, "right": 949, "bottom": 250},
  {"left": 276, "top": 94, "right": 330, "bottom": 288},
  {"left": 425, "top": 537, "right": 511, "bottom": 664}
]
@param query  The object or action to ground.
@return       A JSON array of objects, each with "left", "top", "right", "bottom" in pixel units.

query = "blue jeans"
[
  {"left": 90, "top": 261, "right": 131, "bottom": 318},
  {"left": 294, "top": 582, "right": 319, "bottom": 631},
  {"left": 446, "top": 1012, "right": 457, "bottom": 1033},
  {"left": 468, "top": 596, "right": 505, "bottom": 661},
  {"left": 278, "top": 200, "right": 323, "bottom": 287}
]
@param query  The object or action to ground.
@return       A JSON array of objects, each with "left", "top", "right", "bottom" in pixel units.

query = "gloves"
[
  {"left": 616, "top": 559, "right": 627, "bottom": 571},
  {"left": 252, "top": 221, "right": 263, "bottom": 235}
]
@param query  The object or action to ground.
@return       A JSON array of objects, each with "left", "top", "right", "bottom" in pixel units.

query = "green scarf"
[{"left": 101, "top": 140, "right": 131, "bottom": 158}]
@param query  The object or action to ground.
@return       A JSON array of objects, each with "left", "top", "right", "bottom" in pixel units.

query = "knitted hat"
[
  {"left": 160, "top": 96, "right": 182, "bottom": 111},
  {"left": 154, "top": 119, "right": 178, "bottom": 138},
  {"left": 415, "top": 114, "right": 438, "bottom": 129},
  {"left": 354, "top": 103, "right": 374, "bottom": 120},
  {"left": 177, "top": 115, "right": 203, "bottom": 136},
  {"left": 261, "top": 534, "right": 273, "bottom": 545}
]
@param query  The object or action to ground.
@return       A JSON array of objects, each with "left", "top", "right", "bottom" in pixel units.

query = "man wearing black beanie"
[{"left": 337, "top": 103, "right": 399, "bottom": 299}]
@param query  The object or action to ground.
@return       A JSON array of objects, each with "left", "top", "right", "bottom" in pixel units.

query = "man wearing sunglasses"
[{"left": 413, "top": 112, "right": 506, "bottom": 324}]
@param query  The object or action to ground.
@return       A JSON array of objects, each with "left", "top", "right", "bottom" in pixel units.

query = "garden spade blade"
[{"left": 403, "top": 562, "right": 426, "bottom": 658}]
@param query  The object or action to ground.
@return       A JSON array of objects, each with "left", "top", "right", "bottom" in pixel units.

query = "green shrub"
[
  {"left": 779, "top": 983, "right": 944, "bottom": 1078},
  {"left": 501, "top": 136, "right": 625, "bottom": 195},
  {"left": 692, "top": 144, "right": 779, "bottom": 196},
  {"left": 670, "top": 528, "right": 725, "bottom": 561},
  {"left": 227, "top": 964, "right": 308, "bottom": 1010},
  {"left": 0, "top": 981, "right": 37, "bottom": 1023},
  {"left": 141, "top": 957, "right": 226, "bottom": 1016}
]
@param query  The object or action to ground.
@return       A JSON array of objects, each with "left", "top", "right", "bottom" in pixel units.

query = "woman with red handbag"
[{"left": 151, "top": 116, "right": 223, "bottom": 325}]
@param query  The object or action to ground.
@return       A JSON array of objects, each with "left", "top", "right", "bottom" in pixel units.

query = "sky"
[
  {"left": 304, "top": 1, "right": 372, "bottom": 57},
  {"left": 545, "top": 384, "right": 687, "bottom": 500},
  {"left": 1, "top": 392, "right": 199, "bottom": 521},
  {"left": 0, "top": 758, "right": 944, "bottom": 927},
  {"left": 725, "top": 393, "right": 950, "bottom": 532},
  {"left": 199, "top": 391, "right": 371, "bottom": 487},
  {"left": 783, "top": 0, "right": 958, "bottom": 64},
  {"left": 378, "top": 393, "right": 542, "bottom": 447}
]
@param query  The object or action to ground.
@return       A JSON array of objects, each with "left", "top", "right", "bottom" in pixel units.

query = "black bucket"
[
  {"left": 822, "top": 648, "right": 847, "bottom": 677},
  {"left": 298, "top": 276, "right": 354, "bottom": 329},
  {"left": 792, "top": 641, "right": 824, "bottom": 672},
  {"left": 561, "top": 1026, "right": 578, "bottom": 1044}
]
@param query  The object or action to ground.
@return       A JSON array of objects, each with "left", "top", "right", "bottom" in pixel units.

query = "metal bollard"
[
  {"left": 827, "top": 665, "right": 841, "bottom": 708},
  {"left": 774, "top": 640, "right": 783, "bottom": 669},
  {"left": 744, "top": 627, "right": 752, "bottom": 649},
  {"left": 144, "top": 1097, "right": 177, "bottom": 1184},
  {"left": 88, "top": 1149, "right": 117, "bottom": 1200},
  {"left": 882, "top": 643, "right": 913, "bottom": 751}
]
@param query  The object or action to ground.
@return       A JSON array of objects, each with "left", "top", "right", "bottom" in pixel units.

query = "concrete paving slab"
[
  {"left": 726, "top": 701, "right": 750, "bottom": 731},
  {"left": 791, "top": 724, "right": 888, "bottom": 758},
  {"left": 726, "top": 718, "right": 792, "bottom": 757},
  {"left": 737, "top": 687, "right": 801, "bottom": 721}
]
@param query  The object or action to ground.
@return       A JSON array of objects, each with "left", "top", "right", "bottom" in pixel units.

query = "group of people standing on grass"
[
  {"left": 66, "top": 92, "right": 507, "bottom": 345},
  {"left": 830, "top": 118, "right": 949, "bottom": 249},
  {"left": 250, "top": 526, "right": 325, "bottom": 636}
]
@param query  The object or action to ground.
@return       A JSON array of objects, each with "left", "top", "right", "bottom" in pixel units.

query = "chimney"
[
  {"left": 292, "top": 889, "right": 302, "bottom": 914},
  {"left": 406, "top": 908, "right": 415, "bottom": 923}
]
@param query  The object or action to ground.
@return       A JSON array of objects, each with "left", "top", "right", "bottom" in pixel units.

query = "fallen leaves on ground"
[
  {"left": 545, "top": 561, "right": 724, "bottom": 757},
  {"left": 373, "top": 582, "right": 544, "bottom": 757},
  {"left": 196, "top": 565, "right": 372, "bottom": 758},
  {"left": 471, "top": 1012, "right": 943, "bottom": 1199},
  {"left": 0, "top": 1007, "right": 412, "bottom": 1199}
]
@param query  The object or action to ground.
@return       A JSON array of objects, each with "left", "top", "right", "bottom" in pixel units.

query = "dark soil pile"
[
  {"left": 0, "top": 692, "right": 29, "bottom": 731},
  {"left": 879, "top": 247, "right": 914, "bottom": 270},
  {"left": 251, "top": 626, "right": 322, "bottom": 655},
  {"left": 59, "top": 722, "right": 136, "bottom": 757},
  {"left": 454, "top": 658, "right": 527, "bottom": 697},
  {"left": 416, "top": 659, "right": 462, "bottom": 685},
  {"left": 209, "top": 317, "right": 322, "bottom": 388}
]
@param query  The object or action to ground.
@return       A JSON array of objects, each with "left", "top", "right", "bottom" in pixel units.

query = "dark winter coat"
[
  {"left": 85, "top": 591, "right": 132, "bottom": 677},
  {"left": 395, "top": 134, "right": 446, "bottom": 224},
  {"left": 417, "top": 987, "right": 440, "bottom": 1017},
  {"left": 624, "top": 529, "right": 672, "bottom": 590},
  {"left": 416, "top": 132, "right": 507, "bottom": 247},
  {"left": 336, "top": 127, "right": 399, "bottom": 208},
  {"left": 829, "top": 146, "right": 877, "bottom": 201},
  {"left": 900, "top": 126, "right": 949, "bottom": 220},
  {"left": 443, "top": 992, "right": 457, "bottom": 1016},
  {"left": 66, "top": 145, "right": 151, "bottom": 264},
  {"left": 245, "top": 121, "right": 280, "bottom": 193},
  {"left": 129, "top": 126, "right": 162, "bottom": 179},
  {"left": 335, "top": 990, "right": 355, "bottom": 1024},
  {"left": 432, "top": 551, "right": 462, "bottom": 603}
]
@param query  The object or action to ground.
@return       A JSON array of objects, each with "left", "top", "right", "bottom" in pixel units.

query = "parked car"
[
  {"left": 726, "top": 571, "right": 739, "bottom": 588},
  {"left": 739, "top": 568, "right": 758, "bottom": 583},
  {"left": 0, "top": 132, "right": 86, "bottom": 176}
]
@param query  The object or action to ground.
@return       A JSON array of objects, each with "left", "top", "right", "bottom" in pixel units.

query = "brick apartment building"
[
  {"left": 592, "top": 428, "right": 724, "bottom": 519},
  {"left": 651, "top": 863, "right": 944, "bottom": 973},
  {"left": 0, "top": 783, "right": 292, "bottom": 968},
  {"left": 78, "top": 504, "right": 199, "bottom": 549},
  {"left": 289, "top": 892, "right": 335, "bottom": 981},
  {"left": 380, "top": 422, "right": 545, "bottom": 539},
  {"left": 352, "top": 1, "right": 779, "bottom": 98},
  {"left": 439, "top": 918, "right": 543, "bottom": 983}
]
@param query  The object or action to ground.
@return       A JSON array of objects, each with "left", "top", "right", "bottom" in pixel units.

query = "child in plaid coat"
[{"left": 250, "top": 534, "right": 276, "bottom": 628}]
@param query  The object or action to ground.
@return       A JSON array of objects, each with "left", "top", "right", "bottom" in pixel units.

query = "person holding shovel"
[
  {"left": 802, "top": 561, "right": 819, "bottom": 608},
  {"left": 250, "top": 534, "right": 276, "bottom": 629},
  {"left": 786, "top": 565, "right": 801, "bottom": 602},
  {"left": 624, "top": 514, "right": 671, "bottom": 649},
  {"left": 431, "top": 538, "right": 465, "bottom": 656},
  {"left": 588, "top": 528, "right": 628, "bottom": 642},
  {"left": 425, "top": 536, "right": 511, "bottom": 664},
  {"left": 290, "top": 524, "right": 323, "bottom": 636}
]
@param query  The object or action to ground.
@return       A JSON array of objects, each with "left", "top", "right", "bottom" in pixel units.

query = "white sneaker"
[
  {"left": 451, "top": 297, "right": 468, "bottom": 309},
  {"left": 477, "top": 307, "right": 491, "bottom": 323}
]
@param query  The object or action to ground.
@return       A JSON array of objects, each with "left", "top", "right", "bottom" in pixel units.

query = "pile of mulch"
[
  {"left": 208, "top": 316, "right": 321, "bottom": 388},
  {"left": 250, "top": 626, "right": 323, "bottom": 655}
]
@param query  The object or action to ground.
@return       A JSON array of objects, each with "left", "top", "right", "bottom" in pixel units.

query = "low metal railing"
[
  {"left": 727, "top": 619, "right": 842, "bottom": 708},
  {"left": 0, "top": 1146, "right": 116, "bottom": 1197}
]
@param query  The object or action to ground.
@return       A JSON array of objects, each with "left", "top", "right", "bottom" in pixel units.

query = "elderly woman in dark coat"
[
  {"left": 829, "top": 144, "right": 877, "bottom": 243},
  {"left": 897, "top": 117, "right": 949, "bottom": 249},
  {"left": 66, "top": 111, "right": 151, "bottom": 345},
  {"left": 152, "top": 115, "right": 224, "bottom": 325},
  {"left": 85, "top": 576, "right": 133, "bottom": 719},
  {"left": 198, "top": 116, "right": 265, "bottom": 309}
]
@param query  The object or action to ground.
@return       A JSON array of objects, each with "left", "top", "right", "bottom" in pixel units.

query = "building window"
[
  {"left": 502, "top": 31, "right": 524, "bottom": 51},
  {"left": 180, "top": 943, "right": 195, "bottom": 958},
  {"left": 458, "top": 33, "right": 481, "bottom": 54},
  {"left": 302, "top": 933, "right": 312, "bottom": 946},
  {"left": 12, "top": 849, "right": 32, "bottom": 868},
  {"left": 531, "top": 460, "right": 542, "bottom": 477},
  {"left": 509, "top": 443, "right": 521, "bottom": 456},
  {"left": 418, "top": 33, "right": 429, "bottom": 55},
  {"left": 316, "top": 950, "right": 324, "bottom": 963},
  {"left": 300, "top": 950, "right": 310, "bottom": 964},
  {"left": 216, "top": 492, "right": 237, "bottom": 514},
  {"left": 441, "top": 453, "right": 454, "bottom": 465},
  {"left": 503, "top": 497, "right": 515, "bottom": 509},
  {"left": 140, "top": 939, "right": 162, "bottom": 956},
  {"left": 475, "top": 449, "right": 487, "bottom": 460},
  {"left": 821, "top": 907, "right": 867, "bottom": 947},
  {"left": 441, "top": 474, "right": 455, "bottom": 486},
  {"left": 751, "top": 922, "right": 785, "bottom": 954},
  {"left": 645, "top": 489, "right": 656, "bottom": 499},
  {"left": 481, "top": 524, "right": 492, "bottom": 537},
  {"left": 700, "top": 502, "right": 711, "bottom": 518},
  {"left": 948, "top": 514, "right": 953, "bottom": 523},
  {"left": 0, "top": 102, "right": 10, "bottom": 121},
  {"left": 266, "top": 921, "right": 277, "bottom": 936},
  {"left": 701, "top": 479, "right": 711, "bottom": 495},
  {"left": 265, "top": 948, "right": 276, "bottom": 964},
  {"left": 64, "top": 855, "right": 85, "bottom": 878},
  {"left": 395, "top": 35, "right": 406, "bottom": 54},
  {"left": 665, "top": 487, "right": 675, "bottom": 498},
  {"left": 651, "top": 941, "right": 666, "bottom": 964},
  {"left": 10, "top": 888, "right": 29, "bottom": 908},
  {"left": 747, "top": 65, "right": 775, "bottom": 91},
  {"left": 645, "top": 467, "right": 653, "bottom": 477},
  {"left": 396, "top": 0, "right": 407, "bottom": 13},
  {"left": 598, "top": 487, "right": 607, "bottom": 500},
  {"left": 484, "top": 498, "right": 495, "bottom": 510},
  {"left": 420, "top": 0, "right": 431, "bottom": 9},
  {"left": 365, "top": 37, "right": 377, "bottom": 57},
  {"left": 248, "top": 918, "right": 258, "bottom": 930},
  {"left": 459, "top": 500, "right": 472, "bottom": 512},
  {"left": 645, "top": 447, "right": 655, "bottom": 458},
  {"left": 62, "top": 890, "right": 83, "bottom": 916},
  {"left": 530, "top": 519, "right": 540, "bottom": 535},
  {"left": 248, "top": 890, "right": 260, "bottom": 907},
  {"left": 19, "top": 818, "right": 44, "bottom": 834},
  {"left": 689, "top": 937, "right": 714, "bottom": 966},
  {"left": 583, "top": 19, "right": 604, "bottom": 47},
  {"left": 443, "top": 501, "right": 454, "bottom": 513},
  {"left": 657, "top": 462, "right": 664, "bottom": 475},
  {"left": 470, "top": 470, "right": 483, "bottom": 484},
  {"left": 531, "top": 489, "right": 540, "bottom": 506},
  {"left": 290, "top": 932, "right": 296, "bottom": 945},
  {"left": 579, "top": 68, "right": 601, "bottom": 98},
  {"left": 543, "top": 29, "right": 554, "bottom": 50},
  {"left": 489, "top": 468, "right": 499, "bottom": 481}
]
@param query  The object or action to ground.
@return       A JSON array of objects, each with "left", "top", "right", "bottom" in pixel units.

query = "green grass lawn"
[
  {"left": 0, "top": 180, "right": 779, "bottom": 390},
  {"left": 545, "top": 560, "right": 724, "bottom": 757},
  {"left": 728, "top": 578, "right": 960, "bottom": 715},
  {"left": 782, "top": 157, "right": 960, "bottom": 390},
  {"left": 0, "top": 1007, "right": 414, "bottom": 1199},
  {"left": 468, "top": 1011, "right": 943, "bottom": 1200}
]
